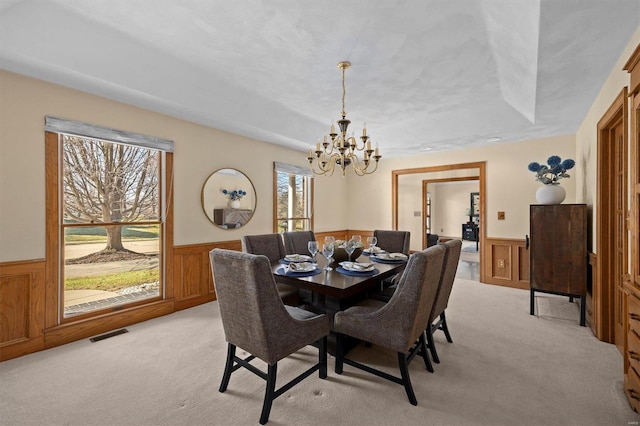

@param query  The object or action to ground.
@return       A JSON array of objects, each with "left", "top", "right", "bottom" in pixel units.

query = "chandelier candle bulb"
[{"left": 363, "top": 123, "right": 367, "bottom": 136}]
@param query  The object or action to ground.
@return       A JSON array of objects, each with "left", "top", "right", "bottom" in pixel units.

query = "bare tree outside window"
[
  {"left": 63, "top": 135, "right": 159, "bottom": 251},
  {"left": 275, "top": 171, "right": 312, "bottom": 232}
]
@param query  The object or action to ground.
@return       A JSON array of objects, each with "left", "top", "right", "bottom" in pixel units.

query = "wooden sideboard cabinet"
[
  {"left": 213, "top": 208, "right": 252, "bottom": 227},
  {"left": 528, "top": 204, "right": 587, "bottom": 326},
  {"left": 626, "top": 286, "right": 640, "bottom": 411}
]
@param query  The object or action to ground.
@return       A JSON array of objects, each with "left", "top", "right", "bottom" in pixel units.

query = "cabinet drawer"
[
  {"left": 629, "top": 294, "right": 640, "bottom": 324},
  {"left": 629, "top": 327, "right": 640, "bottom": 373},
  {"left": 627, "top": 365, "right": 640, "bottom": 412}
]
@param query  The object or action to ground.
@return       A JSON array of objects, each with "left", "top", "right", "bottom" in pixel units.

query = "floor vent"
[{"left": 90, "top": 329, "right": 128, "bottom": 342}]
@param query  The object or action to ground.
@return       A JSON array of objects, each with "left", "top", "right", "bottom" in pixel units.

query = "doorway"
[{"left": 392, "top": 161, "right": 486, "bottom": 283}]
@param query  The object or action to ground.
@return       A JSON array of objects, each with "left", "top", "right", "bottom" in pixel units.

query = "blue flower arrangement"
[
  {"left": 527, "top": 155, "right": 575, "bottom": 185},
  {"left": 222, "top": 189, "right": 247, "bottom": 201}
]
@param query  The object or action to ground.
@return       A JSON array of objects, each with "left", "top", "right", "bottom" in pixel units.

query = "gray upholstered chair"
[
  {"left": 373, "top": 229, "right": 411, "bottom": 289},
  {"left": 282, "top": 230, "right": 317, "bottom": 306},
  {"left": 426, "top": 233, "right": 439, "bottom": 247},
  {"left": 241, "top": 233, "right": 301, "bottom": 306},
  {"left": 210, "top": 249, "right": 330, "bottom": 425},
  {"left": 425, "top": 239, "right": 462, "bottom": 364},
  {"left": 373, "top": 229, "right": 411, "bottom": 254},
  {"left": 282, "top": 230, "right": 316, "bottom": 256},
  {"left": 333, "top": 245, "right": 445, "bottom": 405}
]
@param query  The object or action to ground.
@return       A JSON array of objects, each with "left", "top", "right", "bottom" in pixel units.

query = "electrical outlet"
[
  {"left": 497, "top": 259, "right": 505, "bottom": 268},
  {"left": 414, "top": 211, "right": 421, "bottom": 217},
  {"left": 498, "top": 211, "right": 505, "bottom": 220}
]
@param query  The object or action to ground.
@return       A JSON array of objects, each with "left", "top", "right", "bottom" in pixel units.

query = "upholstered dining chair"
[
  {"left": 333, "top": 245, "right": 445, "bottom": 405},
  {"left": 210, "top": 249, "right": 330, "bottom": 425},
  {"left": 373, "top": 229, "right": 411, "bottom": 254},
  {"left": 373, "top": 229, "right": 411, "bottom": 290},
  {"left": 282, "top": 230, "right": 316, "bottom": 256},
  {"left": 241, "top": 233, "right": 301, "bottom": 306},
  {"left": 282, "top": 230, "right": 317, "bottom": 306},
  {"left": 425, "top": 239, "right": 462, "bottom": 365}
]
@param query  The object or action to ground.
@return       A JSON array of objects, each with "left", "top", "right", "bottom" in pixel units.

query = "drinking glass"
[
  {"left": 307, "top": 241, "right": 319, "bottom": 264},
  {"left": 351, "top": 235, "right": 362, "bottom": 245},
  {"left": 322, "top": 243, "right": 334, "bottom": 271},
  {"left": 324, "top": 235, "right": 335, "bottom": 247},
  {"left": 366, "top": 236, "right": 378, "bottom": 254},
  {"left": 345, "top": 239, "right": 357, "bottom": 263}
]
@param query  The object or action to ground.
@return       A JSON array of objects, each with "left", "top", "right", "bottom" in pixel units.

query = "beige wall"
[
  {"left": 576, "top": 26, "right": 640, "bottom": 251},
  {"left": 346, "top": 134, "right": 577, "bottom": 240},
  {"left": 432, "top": 181, "right": 480, "bottom": 238},
  {"left": 0, "top": 70, "right": 347, "bottom": 262}
]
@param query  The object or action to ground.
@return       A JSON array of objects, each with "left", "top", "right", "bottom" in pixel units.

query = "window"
[
  {"left": 273, "top": 162, "right": 313, "bottom": 233},
  {"left": 45, "top": 117, "right": 173, "bottom": 321}
]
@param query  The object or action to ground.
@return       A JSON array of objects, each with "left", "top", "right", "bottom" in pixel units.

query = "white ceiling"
[{"left": 1, "top": 0, "right": 638, "bottom": 158}]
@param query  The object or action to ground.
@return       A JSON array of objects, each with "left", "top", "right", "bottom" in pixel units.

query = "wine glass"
[
  {"left": 366, "top": 236, "right": 377, "bottom": 254},
  {"left": 307, "top": 240, "right": 319, "bottom": 264},
  {"left": 351, "top": 235, "right": 362, "bottom": 245},
  {"left": 321, "top": 243, "right": 334, "bottom": 271},
  {"left": 324, "top": 235, "right": 335, "bottom": 248},
  {"left": 345, "top": 239, "right": 357, "bottom": 263}
]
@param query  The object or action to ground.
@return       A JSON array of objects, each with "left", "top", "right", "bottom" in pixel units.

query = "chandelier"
[{"left": 307, "top": 61, "right": 381, "bottom": 176}]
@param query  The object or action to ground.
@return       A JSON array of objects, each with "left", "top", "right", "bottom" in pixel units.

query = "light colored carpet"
[{"left": 1, "top": 279, "right": 637, "bottom": 426}]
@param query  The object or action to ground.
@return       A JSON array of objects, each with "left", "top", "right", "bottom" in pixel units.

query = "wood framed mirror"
[{"left": 201, "top": 168, "right": 256, "bottom": 229}]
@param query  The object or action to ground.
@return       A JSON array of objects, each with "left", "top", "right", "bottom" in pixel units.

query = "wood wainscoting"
[
  {"left": 482, "top": 237, "right": 529, "bottom": 290},
  {"left": 0, "top": 240, "right": 240, "bottom": 361},
  {"left": 0, "top": 260, "right": 46, "bottom": 361}
]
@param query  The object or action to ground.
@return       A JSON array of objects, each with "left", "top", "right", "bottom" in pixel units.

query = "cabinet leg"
[
  {"left": 530, "top": 289, "right": 535, "bottom": 316},
  {"left": 580, "top": 295, "right": 586, "bottom": 327}
]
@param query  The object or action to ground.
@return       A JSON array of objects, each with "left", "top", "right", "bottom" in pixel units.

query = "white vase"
[
  {"left": 535, "top": 184, "right": 566, "bottom": 204},
  {"left": 229, "top": 199, "right": 241, "bottom": 209}
]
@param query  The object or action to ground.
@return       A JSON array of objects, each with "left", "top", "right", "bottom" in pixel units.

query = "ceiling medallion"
[{"left": 307, "top": 61, "right": 381, "bottom": 176}]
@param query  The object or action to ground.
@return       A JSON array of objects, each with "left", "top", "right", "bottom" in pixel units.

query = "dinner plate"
[
  {"left": 339, "top": 261, "right": 375, "bottom": 272},
  {"left": 284, "top": 254, "right": 313, "bottom": 262},
  {"left": 373, "top": 252, "right": 408, "bottom": 261},
  {"left": 363, "top": 248, "right": 386, "bottom": 254},
  {"left": 286, "top": 262, "right": 315, "bottom": 272}
]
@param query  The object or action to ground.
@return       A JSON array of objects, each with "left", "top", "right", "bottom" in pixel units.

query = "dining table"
[{"left": 272, "top": 252, "right": 408, "bottom": 353}]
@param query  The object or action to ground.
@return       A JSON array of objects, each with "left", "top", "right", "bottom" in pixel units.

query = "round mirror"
[{"left": 201, "top": 168, "right": 256, "bottom": 229}]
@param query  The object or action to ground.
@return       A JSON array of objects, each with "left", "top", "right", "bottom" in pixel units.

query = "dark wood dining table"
[
  {"left": 272, "top": 254, "right": 407, "bottom": 354},
  {"left": 271, "top": 254, "right": 406, "bottom": 315}
]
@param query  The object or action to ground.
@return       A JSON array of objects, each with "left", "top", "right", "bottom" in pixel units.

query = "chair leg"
[
  {"left": 426, "top": 326, "right": 439, "bottom": 364},
  {"left": 397, "top": 352, "right": 417, "bottom": 406},
  {"left": 440, "top": 312, "right": 453, "bottom": 343},
  {"left": 335, "top": 333, "right": 344, "bottom": 374},
  {"left": 419, "top": 332, "right": 434, "bottom": 373},
  {"left": 319, "top": 336, "right": 327, "bottom": 379},
  {"left": 219, "top": 343, "right": 236, "bottom": 392},
  {"left": 260, "top": 363, "right": 277, "bottom": 425}
]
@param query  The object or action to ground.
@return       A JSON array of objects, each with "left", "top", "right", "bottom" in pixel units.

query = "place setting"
[
  {"left": 336, "top": 261, "right": 379, "bottom": 277},
  {"left": 370, "top": 252, "right": 409, "bottom": 264},
  {"left": 280, "top": 253, "right": 313, "bottom": 264},
  {"left": 275, "top": 261, "right": 322, "bottom": 277}
]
